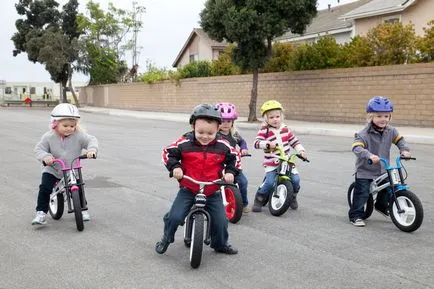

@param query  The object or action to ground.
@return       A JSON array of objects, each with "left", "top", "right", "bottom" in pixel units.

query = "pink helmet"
[{"left": 216, "top": 102, "right": 238, "bottom": 120}]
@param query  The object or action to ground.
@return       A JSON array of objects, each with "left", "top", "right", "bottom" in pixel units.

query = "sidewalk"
[{"left": 80, "top": 106, "right": 434, "bottom": 145}]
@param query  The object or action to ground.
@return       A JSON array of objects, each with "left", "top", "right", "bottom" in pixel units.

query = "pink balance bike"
[{"left": 45, "top": 154, "right": 96, "bottom": 231}]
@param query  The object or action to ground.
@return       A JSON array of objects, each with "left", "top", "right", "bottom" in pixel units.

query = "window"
[
  {"left": 189, "top": 54, "right": 198, "bottom": 62},
  {"left": 30, "top": 87, "right": 36, "bottom": 94},
  {"left": 5, "top": 87, "right": 11, "bottom": 94},
  {"left": 383, "top": 15, "right": 401, "bottom": 24}
]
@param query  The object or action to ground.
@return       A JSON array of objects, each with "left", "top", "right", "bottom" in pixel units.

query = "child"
[
  {"left": 32, "top": 103, "right": 98, "bottom": 225},
  {"left": 216, "top": 102, "right": 251, "bottom": 213},
  {"left": 349, "top": 96, "right": 410, "bottom": 227},
  {"left": 252, "top": 100, "right": 307, "bottom": 212},
  {"left": 155, "top": 104, "right": 239, "bottom": 255}
]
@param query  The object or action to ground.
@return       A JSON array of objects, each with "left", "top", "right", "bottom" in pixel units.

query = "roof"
[
  {"left": 172, "top": 28, "right": 228, "bottom": 67},
  {"left": 275, "top": 0, "right": 372, "bottom": 42},
  {"left": 342, "top": 0, "right": 418, "bottom": 20}
]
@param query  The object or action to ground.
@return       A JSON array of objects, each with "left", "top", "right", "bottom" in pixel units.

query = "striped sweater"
[{"left": 254, "top": 124, "right": 305, "bottom": 170}]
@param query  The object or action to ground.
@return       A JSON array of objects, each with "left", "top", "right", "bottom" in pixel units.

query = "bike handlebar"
[
  {"left": 42, "top": 153, "right": 97, "bottom": 167},
  {"left": 274, "top": 145, "right": 310, "bottom": 162},
  {"left": 367, "top": 155, "right": 416, "bottom": 167},
  {"left": 181, "top": 175, "right": 237, "bottom": 187}
]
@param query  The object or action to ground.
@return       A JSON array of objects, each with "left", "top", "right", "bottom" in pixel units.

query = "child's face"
[
  {"left": 219, "top": 119, "right": 233, "bottom": 133},
  {"left": 265, "top": 109, "right": 282, "bottom": 128},
  {"left": 194, "top": 118, "right": 218, "bottom": 145},
  {"left": 372, "top": 112, "right": 391, "bottom": 129},
  {"left": 57, "top": 119, "right": 77, "bottom": 137}
]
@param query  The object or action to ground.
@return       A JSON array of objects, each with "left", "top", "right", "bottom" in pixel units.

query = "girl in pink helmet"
[{"left": 216, "top": 103, "right": 251, "bottom": 213}]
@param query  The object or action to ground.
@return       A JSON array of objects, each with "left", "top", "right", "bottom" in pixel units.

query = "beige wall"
[
  {"left": 80, "top": 63, "right": 434, "bottom": 127},
  {"left": 355, "top": 0, "right": 433, "bottom": 36}
]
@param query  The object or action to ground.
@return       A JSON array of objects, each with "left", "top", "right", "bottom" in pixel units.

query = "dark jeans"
[
  {"left": 162, "top": 187, "right": 229, "bottom": 250},
  {"left": 257, "top": 169, "right": 301, "bottom": 197},
  {"left": 36, "top": 172, "right": 87, "bottom": 213},
  {"left": 348, "top": 178, "right": 371, "bottom": 221},
  {"left": 235, "top": 171, "right": 249, "bottom": 206}
]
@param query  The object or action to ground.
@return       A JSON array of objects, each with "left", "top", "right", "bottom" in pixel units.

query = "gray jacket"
[
  {"left": 352, "top": 123, "right": 409, "bottom": 179},
  {"left": 34, "top": 130, "right": 99, "bottom": 179}
]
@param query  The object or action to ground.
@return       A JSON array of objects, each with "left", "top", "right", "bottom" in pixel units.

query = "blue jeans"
[
  {"left": 162, "top": 187, "right": 229, "bottom": 250},
  {"left": 257, "top": 169, "right": 301, "bottom": 196},
  {"left": 348, "top": 178, "right": 372, "bottom": 221},
  {"left": 235, "top": 171, "right": 249, "bottom": 206}
]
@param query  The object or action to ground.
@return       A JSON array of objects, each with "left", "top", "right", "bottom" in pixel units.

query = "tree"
[
  {"left": 200, "top": 0, "right": 317, "bottom": 121},
  {"left": 76, "top": 1, "right": 145, "bottom": 85},
  {"left": 11, "top": 0, "right": 81, "bottom": 104},
  {"left": 417, "top": 20, "right": 434, "bottom": 62}
]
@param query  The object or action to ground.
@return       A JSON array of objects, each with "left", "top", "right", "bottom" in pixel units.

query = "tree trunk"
[
  {"left": 68, "top": 67, "right": 80, "bottom": 107},
  {"left": 267, "top": 37, "right": 273, "bottom": 56},
  {"left": 248, "top": 68, "right": 259, "bottom": 122},
  {"left": 62, "top": 83, "right": 68, "bottom": 104}
]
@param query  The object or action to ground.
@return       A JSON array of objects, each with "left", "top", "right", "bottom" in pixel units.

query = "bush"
[
  {"left": 263, "top": 42, "right": 295, "bottom": 72},
  {"left": 211, "top": 45, "right": 240, "bottom": 76},
  {"left": 139, "top": 62, "right": 169, "bottom": 84},
  {"left": 341, "top": 36, "right": 374, "bottom": 67},
  {"left": 178, "top": 60, "right": 212, "bottom": 78},
  {"left": 417, "top": 20, "right": 434, "bottom": 62}
]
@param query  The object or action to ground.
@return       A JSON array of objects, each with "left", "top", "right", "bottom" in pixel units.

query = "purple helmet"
[
  {"left": 366, "top": 96, "right": 393, "bottom": 113},
  {"left": 216, "top": 102, "right": 238, "bottom": 120}
]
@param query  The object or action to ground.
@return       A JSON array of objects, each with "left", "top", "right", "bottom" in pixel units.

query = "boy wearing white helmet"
[{"left": 32, "top": 103, "right": 98, "bottom": 225}]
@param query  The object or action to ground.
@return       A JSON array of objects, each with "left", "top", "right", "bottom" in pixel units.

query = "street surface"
[{"left": 1, "top": 108, "right": 433, "bottom": 289}]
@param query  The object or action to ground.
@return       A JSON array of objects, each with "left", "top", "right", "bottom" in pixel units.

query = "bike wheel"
[
  {"left": 269, "top": 180, "right": 292, "bottom": 216},
  {"left": 389, "top": 190, "right": 423, "bottom": 232},
  {"left": 224, "top": 186, "right": 243, "bottom": 224},
  {"left": 190, "top": 213, "right": 204, "bottom": 269},
  {"left": 49, "top": 192, "right": 64, "bottom": 220},
  {"left": 183, "top": 217, "right": 191, "bottom": 248},
  {"left": 71, "top": 190, "right": 84, "bottom": 231},
  {"left": 347, "top": 182, "right": 374, "bottom": 220}
]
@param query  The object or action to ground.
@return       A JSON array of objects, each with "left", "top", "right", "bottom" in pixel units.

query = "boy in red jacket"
[{"left": 155, "top": 104, "right": 239, "bottom": 255}]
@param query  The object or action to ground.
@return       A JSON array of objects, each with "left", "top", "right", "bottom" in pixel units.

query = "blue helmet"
[{"left": 366, "top": 96, "right": 393, "bottom": 113}]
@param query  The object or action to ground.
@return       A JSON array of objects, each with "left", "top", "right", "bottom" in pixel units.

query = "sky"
[{"left": 0, "top": 0, "right": 358, "bottom": 83}]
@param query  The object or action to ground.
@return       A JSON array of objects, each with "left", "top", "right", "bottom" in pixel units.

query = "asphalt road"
[{"left": 1, "top": 108, "right": 433, "bottom": 289}]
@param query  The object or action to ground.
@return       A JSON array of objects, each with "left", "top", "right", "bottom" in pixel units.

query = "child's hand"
[
  {"left": 87, "top": 151, "right": 97, "bottom": 159},
  {"left": 224, "top": 173, "right": 234, "bottom": 183},
  {"left": 299, "top": 150, "right": 307, "bottom": 160},
  {"left": 369, "top": 154, "right": 380, "bottom": 164},
  {"left": 268, "top": 142, "right": 277, "bottom": 149},
  {"left": 241, "top": 149, "right": 249, "bottom": 156},
  {"left": 173, "top": 167, "right": 183, "bottom": 180},
  {"left": 401, "top": 151, "right": 411, "bottom": 158},
  {"left": 43, "top": 155, "right": 54, "bottom": 165}
]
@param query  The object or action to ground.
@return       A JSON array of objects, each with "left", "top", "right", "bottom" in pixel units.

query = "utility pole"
[{"left": 132, "top": 1, "right": 139, "bottom": 68}]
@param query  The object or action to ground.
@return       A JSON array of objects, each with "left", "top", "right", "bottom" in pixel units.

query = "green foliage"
[
  {"left": 139, "top": 62, "right": 170, "bottom": 84},
  {"left": 417, "top": 20, "right": 434, "bottom": 62},
  {"left": 178, "top": 61, "right": 212, "bottom": 79},
  {"left": 366, "top": 22, "right": 417, "bottom": 65},
  {"left": 341, "top": 36, "right": 374, "bottom": 67},
  {"left": 211, "top": 45, "right": 240, "bottom": 76},
  {"left": 263, "top": 42, "right": 295, "bottom": 72}
]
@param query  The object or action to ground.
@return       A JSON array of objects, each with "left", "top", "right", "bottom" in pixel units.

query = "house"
[
  {"left": 172, "top": 28, "right": 229, "bottom": 68},
  {"left": 341, "top": 0, "right": 434, "bottom": 36},
  {"left": 275, "top": 0, "right": 372, "bottom": 45}
]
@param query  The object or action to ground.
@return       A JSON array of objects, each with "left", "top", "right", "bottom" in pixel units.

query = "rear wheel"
[
  {"left": 190, "top": 213, "right": 204, "bottom": 269},
  {"left": 389, "top": 190, "right": 423, "bottom": 232},
  {"left": 347, "top": 182, "right": 374, "bottom": 220},
  {"left": 49, "top": 192, "right": 64, "bottom": 220},
  {"left": 224, "top": 186, "right": 243, "bottom": 224},
  {"left": 71, "top": 189, "right": 84, "bottom": 231},
  {"left": 269, "top": 180, "right": 292, "bottom": 216}
]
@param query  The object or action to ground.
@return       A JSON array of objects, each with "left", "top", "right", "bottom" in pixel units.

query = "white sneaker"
[
  {"left": 82, "top": 211, "right": 91, "bottom": 221},
  {"left": 350, "top": 218, "right": 366, "bottom": 227},
  {"left": 32, "top": 211, "right": 47, "bottom": 225}
]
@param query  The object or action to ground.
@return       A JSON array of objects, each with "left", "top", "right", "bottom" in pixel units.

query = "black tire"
[
  {"left": 389, "top": 190, "right": 423, "bottom": 232},
  {"left": 190, "top": 213, "right": 204, "bottom": 269},
  {"left": 183, "top": 218, "right": 191, "bottom": 248},
  {"left": 224, "top": 186, "right": 243, "bottom": 224},
  {"left": 49, "top": 193, "right": 64, "bottom": 220},
  {"left": 268, "top": 180, "right": 293, "bottom": 216},
  {"left": 347, "top": 182, "right": 374, "bottom": 220},
  {"left": 71, "top": 190, "right": 84, "bottom": 231}
]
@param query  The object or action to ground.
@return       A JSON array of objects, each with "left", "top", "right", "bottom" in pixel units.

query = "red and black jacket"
[{"left": 162, "top": 132, "right": 239, "bottom": 196}]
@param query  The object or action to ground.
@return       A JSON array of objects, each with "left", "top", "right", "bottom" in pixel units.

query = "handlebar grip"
[
  {"left": 401, "top": 157, "right": 416, "bottom": 160},
  {"left": 367, "top": 159, "right": 373, "bottom": 165},
  {"left": 241, "top": 154, "right": 252, "bottom": 157},
  {"left": 42, "top": 161, "right": 47, "bottom": 166},
  {"left": 79, "top": 153, "right": 97, "bottom": 160}
]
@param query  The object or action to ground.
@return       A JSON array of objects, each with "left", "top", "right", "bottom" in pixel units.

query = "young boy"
[
  {"left": 349, "top": 96, "right": 411, "bottom": 227},
  {"left": 155, "top": 104, "right": 239, "bottom": 255}
]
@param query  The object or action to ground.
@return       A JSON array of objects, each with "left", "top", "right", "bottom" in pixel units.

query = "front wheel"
[
  {"left": 224, "top": 186, "right": 243, "bottom": 224},
  {"left": 389, "top": 190, "right": 423, "bottom": 232},
  {"left": 71, "top": 189, "right": 84, "bottom": 232},
  {"left": 190, "top": 213, "right": 204, "bottom": 269},
  {"left": 49, "top": 192, "right": 64, "bottom": 220},
  {"left": 269, "top": 180, "right": 293, "bottom": 216},
  {"left": 347, "top": 182, "right": 374, "bottom": 220}
]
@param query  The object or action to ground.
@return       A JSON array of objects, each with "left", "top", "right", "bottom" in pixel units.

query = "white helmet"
[{"left": 50, "top": 103, "right": 80, "bottom": 121}]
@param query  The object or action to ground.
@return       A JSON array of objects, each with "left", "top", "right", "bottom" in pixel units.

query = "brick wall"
[{"left": 80, "top": 63, "right": 434, "bottom": 127}]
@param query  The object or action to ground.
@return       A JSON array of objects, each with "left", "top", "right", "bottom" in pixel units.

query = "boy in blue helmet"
[{"left": 349, "top": 96, "right": 411, "bottom": 227}]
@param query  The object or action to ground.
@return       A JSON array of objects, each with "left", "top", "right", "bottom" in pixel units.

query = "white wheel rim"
[
  {"left": 391, "top": 196, "right": 416, "bottom": 226},
  {"left": 271, "top": 184, "right": 287, "bottom": 210},
  {"left": 189, "top": 219, "right": 196, "bottom": 261},
  {"left": 49, "top": 194, "right": 58, "bottom": 214}
]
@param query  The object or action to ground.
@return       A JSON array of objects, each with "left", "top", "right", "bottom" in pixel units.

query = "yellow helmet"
[{"left": 260, "top": 100, "right": 283, "bottom": 115}]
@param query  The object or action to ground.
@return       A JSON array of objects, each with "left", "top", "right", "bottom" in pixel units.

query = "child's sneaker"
[
  {"left": 350, "top": 218, "right": 366, "bottom": 227},
  {"left": 252, "top": 195, "right": 263, "bottom": 212},
  {"left": 82, "top": 211, "right": 91, "bottom": 221},
  {"left": 243, "top": 205, "right": 251, "bottom": 214},
  {"left": 155, "top": 238, "right": 170, "bottom": 254},
  {"left": 32, "top": 211, "right": 47, "bottom": 225},
  {"left": 374, "top": 203, "right": 390, "bottom": 218},
  {"left": 289, "top": 193, "right": 298, "bottom": 210}
]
